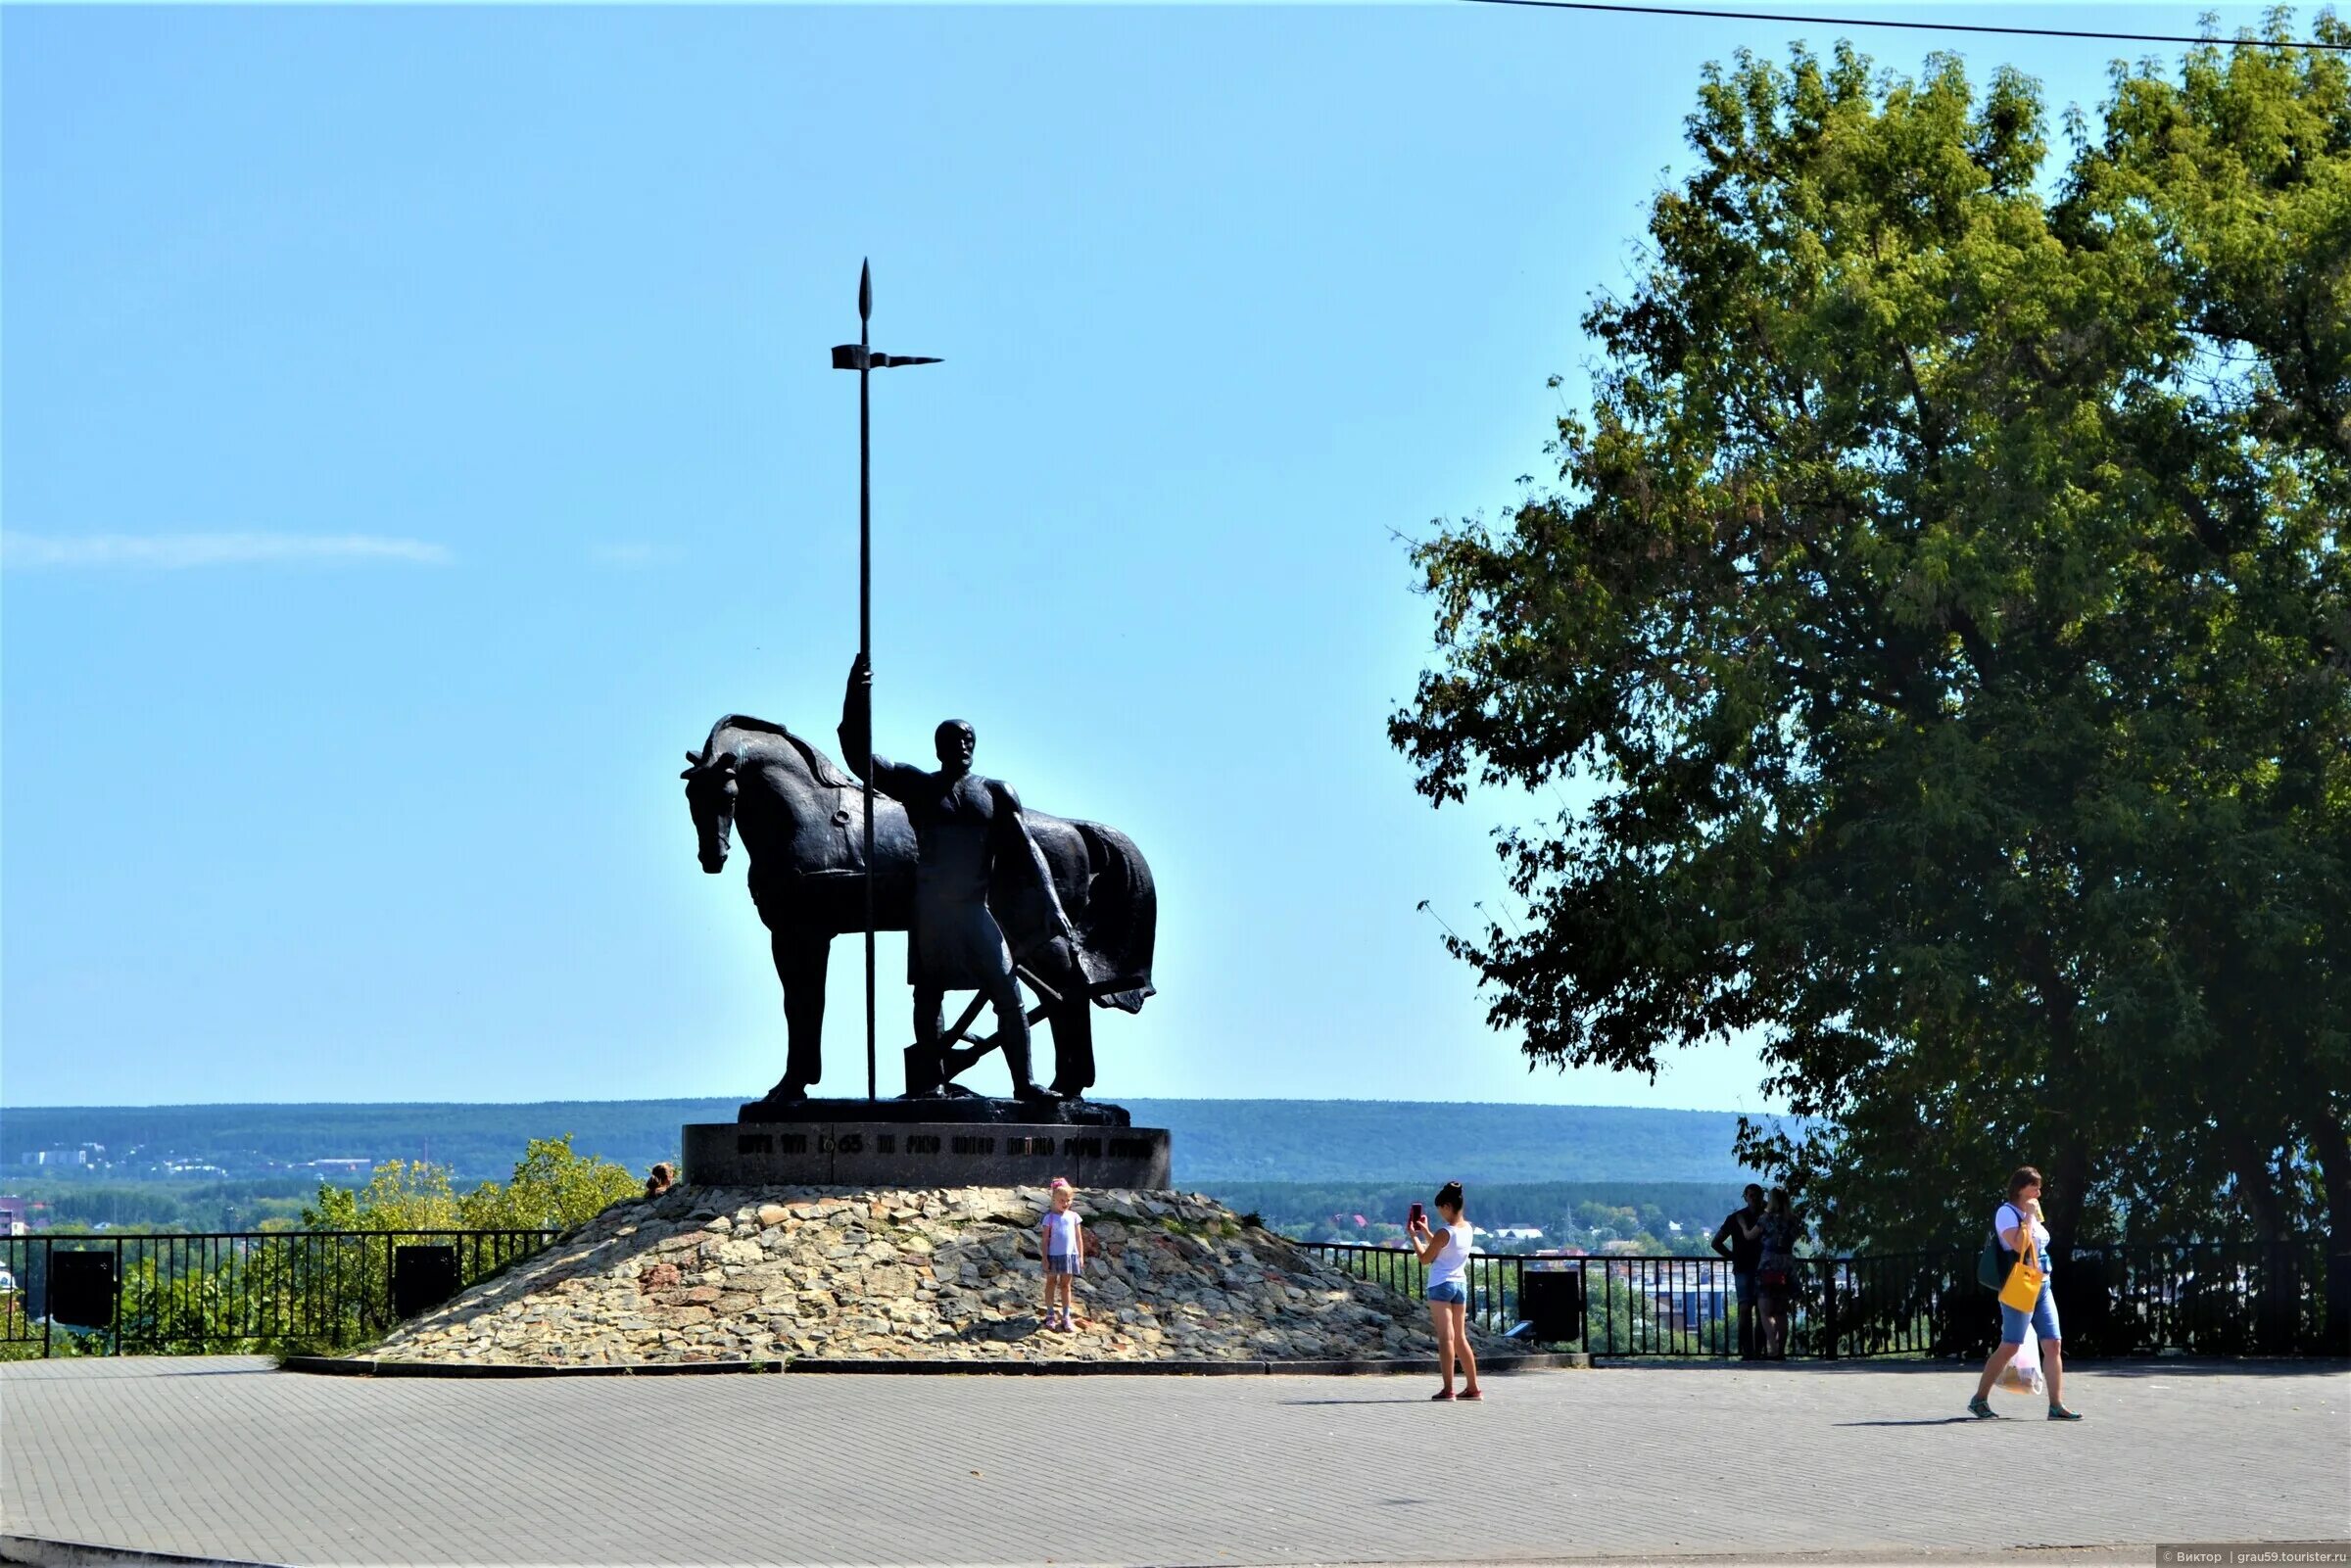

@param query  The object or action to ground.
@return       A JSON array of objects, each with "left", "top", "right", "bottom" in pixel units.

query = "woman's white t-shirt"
[
  {"left": 1994, "top": 1203, "right": 2048, "bottom": 1256},
  {"left": 1426, "top": 1220, "right": 1474, "bottom": 1288}
]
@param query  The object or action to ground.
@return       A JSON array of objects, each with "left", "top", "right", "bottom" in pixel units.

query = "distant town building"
[
  {"left": 1490, "top": 1226, "right": 1545, "bottom": 1241},
  {"left": 1638, "top": 1274, "right": 1731, "bottom": 1332},
  {"left": 0, "top": 1197, "right": 27, "bottom": 1236},
  {"left": 1528, "top": 1247, "right": 1592, "bottom": 1267},
  {"left": 306, "top": 1159, "right": 371, "bottom": 1174},
  {"left": 21, "top": 1144, "right": 104, "bottom": 1167}
]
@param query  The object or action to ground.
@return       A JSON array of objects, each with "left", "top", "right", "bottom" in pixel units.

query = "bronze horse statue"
[{"left": 682, "top": 715, "right": 1156, "bottom": 1104}]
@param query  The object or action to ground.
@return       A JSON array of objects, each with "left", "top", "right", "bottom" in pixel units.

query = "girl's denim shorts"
[
  {"left": 1426, "top": 1279, "right": 1467, "bottom": 1306},
  {"left": 1999, "top": 1281, "right": 2061, "bottom": 1344}
]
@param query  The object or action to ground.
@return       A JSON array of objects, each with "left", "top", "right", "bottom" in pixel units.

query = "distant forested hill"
[
  {"left": 1125, "top": 1100, "right": 1762, "bottom": 1184},
  {"left": 0, "top": 1101, "right": 732, "bottom": 1180},
  {"left": 0, "top": 1098, "right": 1772, "bottom": 1186}
]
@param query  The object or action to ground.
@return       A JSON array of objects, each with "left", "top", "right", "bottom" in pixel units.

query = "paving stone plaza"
[{"left": 2, "top": 1356, "right": 2343, "bottom": 1566}]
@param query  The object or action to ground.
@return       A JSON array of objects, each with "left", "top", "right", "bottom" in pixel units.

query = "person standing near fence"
[
  {"left": 1711, "top": 1183, "right": 1766, "bottom": 1360},
  {"left": 1970, "top": 1166, "right": 2084, "bottom": 1421},
  {"left": 1409, "top": 1181, "right": 1483, "bottom": 1402},
  {"left": 1751, "top": 1189, "right": 1799, "bottom": 1360}
]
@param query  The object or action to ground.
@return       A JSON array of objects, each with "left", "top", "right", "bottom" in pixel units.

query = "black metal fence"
[
  {"left": 0, "top": 1228, "right": 2333, "bottom": 1359},
  {"left": 0, "top": 1229, "right": 557, "bottom": 1357},
  {"left": 1302, "top": 1240, "right": 2343, "bottom": 1358}
]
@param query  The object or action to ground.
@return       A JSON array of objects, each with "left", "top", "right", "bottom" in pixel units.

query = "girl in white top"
[
  {"left": 1038, "top": 1177, "right": 1085, "bottom": 1332},
  {"left": 1409, "top": 1180, "right": 1483, "bottom": 1402},
  {"left": 1969, "top": 1164, "right": 2082, "bottom": 1420}
]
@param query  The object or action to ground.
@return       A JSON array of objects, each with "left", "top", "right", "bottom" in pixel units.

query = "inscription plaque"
[{"left": 682, "top": 1120, "right": 1170, "bottom": 1188}]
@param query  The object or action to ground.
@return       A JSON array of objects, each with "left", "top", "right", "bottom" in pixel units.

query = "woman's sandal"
[
  {"left": 1459, "top": 1388, "right": 1484, "bottom": 1402},
  {"left": 1430, "top": 1389, "right": 1455, "bottom": 1401},
  {"left": 2046, "top": 1403, "right": 2085, "bottom": 1421}
]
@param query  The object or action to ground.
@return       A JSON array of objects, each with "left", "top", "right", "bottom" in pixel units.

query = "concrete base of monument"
[
  {"left": 348, "top": 1184, "right": 1537, "bottom": 1372},
  {"left": 683, "top": 1120, "right": 1171, "bottom": 1188}
]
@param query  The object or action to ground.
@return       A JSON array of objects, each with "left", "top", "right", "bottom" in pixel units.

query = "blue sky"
[{"left": 2, "top": 3, "right": 2274, "bottom": 1113}]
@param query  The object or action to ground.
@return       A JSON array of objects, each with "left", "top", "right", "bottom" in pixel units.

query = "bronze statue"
[{"left": 680, "top": 687, "right": 1155, "bottom": 1108}]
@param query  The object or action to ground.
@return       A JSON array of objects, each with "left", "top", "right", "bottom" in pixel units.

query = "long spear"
[{"left": 832, "top": 261, "right": 940, "bottom": 1100}]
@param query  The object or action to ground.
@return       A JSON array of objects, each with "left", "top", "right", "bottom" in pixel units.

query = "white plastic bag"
[{"left": 1997, "top": 1322, "right": 2045, "bottom": 1397}]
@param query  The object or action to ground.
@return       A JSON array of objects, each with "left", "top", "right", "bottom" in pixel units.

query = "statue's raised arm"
[
  {"left": 840, "top": 651, "right": 922, "bottom": 797},
  {"left": 839, "top": 651, "right": 877, "bottom": 782}
]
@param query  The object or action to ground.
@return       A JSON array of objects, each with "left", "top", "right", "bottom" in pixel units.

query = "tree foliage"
[
  {"left": 303, "top": 1135, "right": 639, "bottom": 1235},
  {"left": 1391, "top": 24, "right": 2351, "bottom": 1255},
  {"left": 465, "top": 1135, "right": 646, "bottom": 1233}
]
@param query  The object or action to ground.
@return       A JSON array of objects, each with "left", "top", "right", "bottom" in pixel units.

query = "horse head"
[
  {"left": 683, "top": 715, "right": 860, "bottom": 877},
  {"left": 680, "top": 742, "right": 740, "bottom": 874}
]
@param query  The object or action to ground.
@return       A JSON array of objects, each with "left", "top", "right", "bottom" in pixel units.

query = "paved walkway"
[{"left": 2, "top": 1357, "right": 2344, "bottom": 1565}]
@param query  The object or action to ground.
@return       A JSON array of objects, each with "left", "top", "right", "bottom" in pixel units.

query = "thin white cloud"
[
  {"left": 1, "top": 532, "right": 455, "bottom": 570},
  {"left": 588, "top": 542, "right": 669, "bottom": 568}
]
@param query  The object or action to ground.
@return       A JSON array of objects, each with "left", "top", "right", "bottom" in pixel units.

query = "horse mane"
[{"left": 703, "top": 714, "right": 861, "bottom": 791}]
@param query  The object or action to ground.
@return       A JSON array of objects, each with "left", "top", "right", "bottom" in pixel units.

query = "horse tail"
[{"left": 1070, "top": 821, "right": 1157, "bottom": 1014}]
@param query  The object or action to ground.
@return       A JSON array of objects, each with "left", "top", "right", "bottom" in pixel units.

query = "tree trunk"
[
  {"left": 2299, "top": 1090, "right": 2351, "bottom": 1354},
  {"left": 2022, "top": 932, "right": 2094, "bottom": 1258},
  {"left": 2046, "top": 1138, "right": 2093, "bottom": 1259},
  {"left": 2219, "top": 1119, "right": 2289, "bottom": 1243}
]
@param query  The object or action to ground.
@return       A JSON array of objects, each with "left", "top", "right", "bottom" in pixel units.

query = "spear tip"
[{"left": 858, "top": 259, "right": 872, "bottom": 321}]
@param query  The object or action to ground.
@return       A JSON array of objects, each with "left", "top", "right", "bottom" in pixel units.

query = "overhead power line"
[{"left": 1453, "top": 0, "right": 2351, "bottom": 52}]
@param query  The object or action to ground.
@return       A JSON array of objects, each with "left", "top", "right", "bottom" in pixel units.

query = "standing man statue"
[{"left": 840, "top": 652, "right": 1076, "bottom": 1103}]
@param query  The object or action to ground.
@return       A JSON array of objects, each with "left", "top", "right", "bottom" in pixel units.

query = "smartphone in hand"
[{"left": 1409, "top": 1203, "right": 1425, "bottom": 1228}]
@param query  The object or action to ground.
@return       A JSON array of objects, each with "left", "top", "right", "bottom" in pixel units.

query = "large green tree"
[{"left": 1391, "top": 24, "right": 2350, "bottom": 1258}]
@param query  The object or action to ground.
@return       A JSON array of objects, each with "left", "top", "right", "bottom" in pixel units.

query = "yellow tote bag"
[{"left": 1998, "top": 1239, "right": 2046, "bottom": 1312}]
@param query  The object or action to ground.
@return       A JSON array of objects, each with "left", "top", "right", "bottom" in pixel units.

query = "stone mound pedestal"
[{"left": 364, "top": 1185, "right": 1511, "bottom": 1370}]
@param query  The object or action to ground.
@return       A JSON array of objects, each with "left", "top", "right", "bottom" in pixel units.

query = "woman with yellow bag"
[{"left": 1969, "top": 1166, "right": 2085, "bottom": 1421}]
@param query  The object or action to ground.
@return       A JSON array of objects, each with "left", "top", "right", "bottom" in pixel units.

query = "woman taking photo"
[
  {"left": 1409, "top": 1181, "right": 1483, "bottom": 1402},
  {"left": 1971, "top": 1165, "right": 2083, "bottom": 1421}
]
